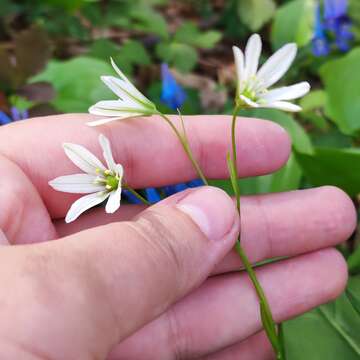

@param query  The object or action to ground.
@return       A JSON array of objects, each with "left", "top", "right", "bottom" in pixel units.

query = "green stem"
[
  {"left": 230, "top": 107, "right": 285, "bottom": 360},
  {"left": 159, "top": 113, "right": 209, "bottom": 186},
  {"left": 123, "top": 185, "right": 150, "bottom": 205}
]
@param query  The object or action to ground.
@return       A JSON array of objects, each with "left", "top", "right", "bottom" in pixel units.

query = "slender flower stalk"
[
  {"left": 88, "top": 58, "right": 208, "bottom": 186},
  {"left": 230, "top": 34, "right": 311, "bottom": 360},
  {"left": 49, "top": 134, "right": 149, "bottom": 223}
]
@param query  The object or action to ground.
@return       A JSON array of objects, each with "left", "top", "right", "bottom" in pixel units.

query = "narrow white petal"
[
  {"left": 86, "top": 114, "right": 144, "bottom": 127},
  {"left": 244, "top": 34, "right": 262, "bottom": 81},
  {"left": 262, "top": 82, "right": 310, "bottom": 102},
  {"left": 240, "top": 94, "right": 260, "bottom": 108},
  {"left": 257, "top": 43, "right": 297, "bottom": 88},
  {"left": 101, "top": 76, "right": 140, "bottom": 105},
  {"left": 89, "top": 101, "right": 140, "bottom": 118},
  {"left": 110, "top": 57, "right": 154, "bottom": 106},
  {"left": 49, "top": 174, "right": 105, "bottom": 193},
  {"left": 65, "top": 192, "right": 110, "bottom": 223},
  {"left": 98, "top": 134, "right": 116, "bottom": 172},
  {"left": 115, "top": 164, "right": 124, "bottom": 179},
  {"left": 232, "top": 46, "right": 245, "bottom": 92},
  {"left": 105, "top": 186, "right": 122, "bottom": 214},
  {"left": 265, "top": 101, "right": 302, "bottom": 112},
  {"left": 63, "top": 143, "right": 105, "bottom": 175}
]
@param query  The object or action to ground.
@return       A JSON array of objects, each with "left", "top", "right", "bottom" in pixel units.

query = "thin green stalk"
[
  {"left": 159, "top": 113, "right": 209, "bottom": 186},
  {"left": 230, "top": 107, "right": 285, "bottom": 360},
  {"left": 123, "top": 184, "right": 150, "bottom": 205}
]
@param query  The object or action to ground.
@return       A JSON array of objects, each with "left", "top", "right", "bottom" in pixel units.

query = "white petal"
[
  {"left": 110, "top": 57, "right": 154, "bottom": 106},
  {"left": 265, "top": 101, "right": 302, "bottom": 112},
  {"left": 244, "top": 34, "right": 262, "bottom": 82},
  {"left": 63, "top": 143, "right": 105, "bottom": 175},
  {"left": 232, "top": 46, "right": 245, "bottom": 92},
  {"left": 86, "top": 114, "right": 144, "bottom": 127},
  {"left": 101, "top": 76, "right": 140, "bottom": 105},
  {"left": 240, "top": 94, "right": 260, "bottom": 108},
  {"left": 257, "top": 43, "right": 297, "bottom": 88},
  {"left": 65, "top": 192, "right": 110, "bottom": 223},
  {"left": 105, "top": 186, "right": 122, "bottom": 214},
  {"left": 49, "top": 174, "right": 105, "bottom": 193},
  {"left": 98, "top": 134, "right": 116, "bottom": 172},
  {"left": 115, "top": 164, "right": 124, "bottom": 179},
  {"left": 261, "top": 82, "right": 310, "bottom": 102}
]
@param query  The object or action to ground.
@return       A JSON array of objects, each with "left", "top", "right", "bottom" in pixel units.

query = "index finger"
[{"left": 0, "top": 114, "right": 290, "bottom": 218}]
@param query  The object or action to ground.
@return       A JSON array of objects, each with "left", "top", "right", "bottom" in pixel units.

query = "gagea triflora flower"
[
  {"left": 49, "top": 134, "right": 123, "bottom": 223},
  {"left": 88, "top": 58, "right": 158, "bottom": 126},
  {"left": 233, "top": 34, "right": 310, "bottom": 112}
]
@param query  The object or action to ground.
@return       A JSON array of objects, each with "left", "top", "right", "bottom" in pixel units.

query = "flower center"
[
  {"left": 95, "top": 168, "right": 121, "bottom": 191},
  {"left": 105, "top": 174, "right": 119, "bottom": 191}
]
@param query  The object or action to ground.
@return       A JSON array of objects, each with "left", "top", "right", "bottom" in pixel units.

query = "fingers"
[
  {"left": 0, "top": 114, "right": 290, "bottom": 218},
  {"left": 55, "top": 186, "right": 356, "bottom": 276},
  {"left": 109, "top": 249, "right": 347, "bottom": 359},
  {"left": 0, "top": 155, "right": 57, "bottom": 244},
  {"left": 0, "top": 229, "right": 9, "bottom": 246},
  {"left": 196, "top": 332, "right": 273, "bottom": 360},
  {"left": 0, "top": 187, "right": 238, "bottom": 358},
  {"left": 216, "top": 185, "right": 356, "bottom": 273}
]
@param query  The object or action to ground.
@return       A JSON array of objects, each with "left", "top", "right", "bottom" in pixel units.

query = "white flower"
[
  {"left": 49, "top": 134, "right": 123, "bottom": 223},
  {"left": 232, "top": 34, "right": 310, "bottom": 112},
  {"left": 88, "top": 57, "right": 158, "bottom": 126}
]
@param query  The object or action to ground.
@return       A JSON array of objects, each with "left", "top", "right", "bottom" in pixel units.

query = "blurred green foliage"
[{"left": 1, "top": 0, "right": 360, "bottom": 357}]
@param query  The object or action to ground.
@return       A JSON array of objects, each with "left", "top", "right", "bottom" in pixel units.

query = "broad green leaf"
[
  {"left": 130, "top": 4, "right": 168, "bottom": 39},
  {"left": 237, "top": 0, "right": 276, "bottom": 31},
  {"left": 348, "top": 246, "right": 360, "bottom": 275},
  {"left": 174, "top": 22, "right": 222, "bottom": 49},
  {"left": 239, "top": 153, "right": 302, "bottom": 195},
  {"left": 31, "top": 57, "right": 116, "bottom": 113},
  {"left": 299, "top": 90, "right": 328, "bottom": 130},
  {"left": 284, "top": 276, "right": 360, "bottom": 359},
  {"left": 320, "top": 48, "right": 360, "bottom": 136},
  {"left": 156, "top": 42, "right": 198, "bottom": 73},
  {"left": 271, "top": 0, "right": 315, "bottom": 49},
  {"left": 296, "top": 147, "right": 360, "bottom": 196}
]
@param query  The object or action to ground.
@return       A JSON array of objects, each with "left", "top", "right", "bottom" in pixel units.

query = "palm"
[{"left": 0, "top": 114, "right": 354, "bottom": 359}]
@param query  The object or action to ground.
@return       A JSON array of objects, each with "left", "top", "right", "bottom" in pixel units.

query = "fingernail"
[{"left": 177, "top": 187, "right": 237, "bottom": 241}]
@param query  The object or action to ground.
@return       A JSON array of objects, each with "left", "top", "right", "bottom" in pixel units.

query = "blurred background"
[{"left": 1, "top": 0, "right": 360, "bottom": 358}]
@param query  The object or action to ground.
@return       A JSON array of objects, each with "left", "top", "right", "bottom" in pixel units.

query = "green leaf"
[
  {"left": 130, "top": 4, "right": 168, "bottom": 39},
  {"left": 296, "top": 147, "right": 360, "bottom": 196},
  {"left": 156, "top": 42, "right": 198, "bottom": 73},
  {"left": 320, "top": 48, "right": 360, "bottom": 136},
  {"left": 239, "top": 152, "right": 302, "bottom": 195},
  {"left": 348, "top": 246, "right": 360, "bottom": 275},
  {"left": 271, "top": 0, "right": 315, "bottom": 49},
  {"left": 284, "top": 276, "right": 360, "bottom": 359},
  {"left": 174, "top": 22, "right": 222, "bottom": 49},
  {"left": 31, "top": 57, "right": 116, "bottom": 113},
  {"left": 237, "top": 0, "right": 276, "bottom": 31}
]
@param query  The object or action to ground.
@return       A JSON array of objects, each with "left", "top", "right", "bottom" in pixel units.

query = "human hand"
[{"left": 0, "top": 114, "right": 355, "bottom": 359}]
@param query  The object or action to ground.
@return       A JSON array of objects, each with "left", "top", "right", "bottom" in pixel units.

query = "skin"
[{"left": 0, "top": 113, "right": 356, "bottom": 360}]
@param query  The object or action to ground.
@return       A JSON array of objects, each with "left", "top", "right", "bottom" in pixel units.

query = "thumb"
[{"left": 0, "top": 187, "right": 238, "bottom": 359}]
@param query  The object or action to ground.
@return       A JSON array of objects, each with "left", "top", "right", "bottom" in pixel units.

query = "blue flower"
[
  {"left": 312, "top": 0, "right": 353, "bottom": 56},
  {"left": 324, "top": 0, "right": 348, "bottom": 21},
  {"left": 0, "top": 111, "right": 12, "bottom": 125},
  {"left": 160, "top": 63, "right": 187, "bottom": 110},
  {"left": 0, "top": 107, "right": 28, "bottom": 125},
  {"left": 312, "top": 4, "right": 331, "bottom": 57}
]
